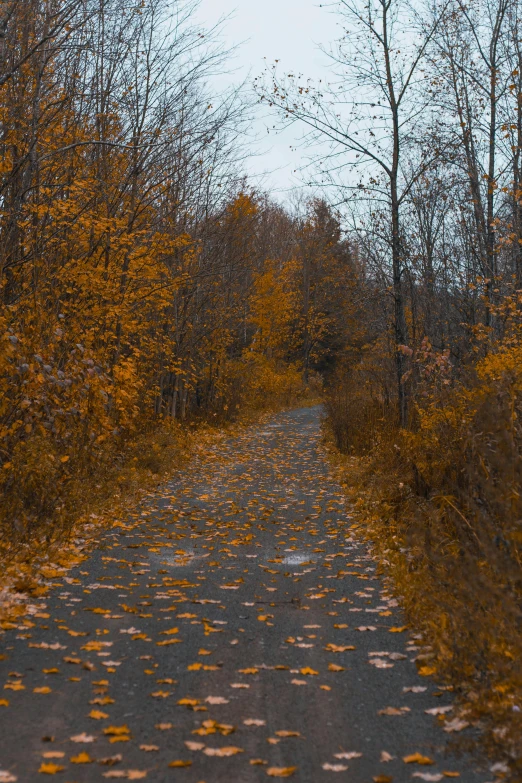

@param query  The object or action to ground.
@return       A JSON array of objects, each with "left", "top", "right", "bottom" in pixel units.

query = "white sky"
[{"left": 195, "top": 0, "right": 339, "bottom": 197}]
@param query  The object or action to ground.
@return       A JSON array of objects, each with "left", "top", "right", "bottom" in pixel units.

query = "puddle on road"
[
  {"left": 147, "top": 549, "right": 211, "bottom": 568},
  {"left": 281, "top": 552, "right": 315, "bottom": 566}
]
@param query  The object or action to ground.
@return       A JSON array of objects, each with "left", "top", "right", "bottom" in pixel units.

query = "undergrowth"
[{"left": 324, "top": 344, "right": 522, "bottom": 779}]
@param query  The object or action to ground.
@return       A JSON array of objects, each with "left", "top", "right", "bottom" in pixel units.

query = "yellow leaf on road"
[
  {"left": 70, "top": 753, "right": 92, "bottom": 764},
  {"left": 89, "top": 709, "right": 108, "bottom": 719},
  {"left": 39, "top": 763, "right": 64, "bottom": 774}
]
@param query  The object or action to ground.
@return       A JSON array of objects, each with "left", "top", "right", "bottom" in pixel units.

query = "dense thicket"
[{"left": 0, "top": 0, "right": 357, "bottom": 548}]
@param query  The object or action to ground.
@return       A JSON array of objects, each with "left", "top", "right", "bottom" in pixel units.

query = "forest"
[{"left": 0, "top": 0, "right": 521, "bottom": 779}]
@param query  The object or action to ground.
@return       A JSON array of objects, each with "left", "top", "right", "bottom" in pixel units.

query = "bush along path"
[{"left": 0, "top": 407, "right": 492, "bottom": 782}]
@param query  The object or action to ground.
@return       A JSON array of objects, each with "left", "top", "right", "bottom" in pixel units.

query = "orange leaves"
[
  {"left": 192, "top": 719, "right": 235, "bottom": 736},
  {"left": 266, "top": 767, "right": 297, "bottom": 777},
  {"left": 403, "top": 753, "right": 435, "bottom": 765},
  {"left": 103, "top": 726, "right": 131, "bottom": 744},
  {"left": 38, "top": 763, "right": 64, "bottom": 774},
  {"left": 88, "top": 709, "right": 108, "bottom": 720},
  {"left": 70, "top": 752, "right": 93, "bottom": 764}
]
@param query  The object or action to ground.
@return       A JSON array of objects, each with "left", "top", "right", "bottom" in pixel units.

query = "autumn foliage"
[{"left": 0, "top": 2, "right": 357, "bottom": 552}]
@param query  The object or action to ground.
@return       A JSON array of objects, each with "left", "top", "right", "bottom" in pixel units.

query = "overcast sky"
[{"left": 195, "top": 0, "right": 339, "bottom": 197}]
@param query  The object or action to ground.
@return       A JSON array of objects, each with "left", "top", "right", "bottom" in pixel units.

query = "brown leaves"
[
  {"left": 378, "top": 706, "right": 410, "bottom": 716},
  {"left": 324, "top": 643, "right": 355, "bottom": 652}
]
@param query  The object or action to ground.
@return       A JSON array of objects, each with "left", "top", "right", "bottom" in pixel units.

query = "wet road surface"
[{"left": 0, "top": 407, "right": 488, "bottom": 782}]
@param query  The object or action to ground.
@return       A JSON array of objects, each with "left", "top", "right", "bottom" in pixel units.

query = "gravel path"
[{"left": 0, "top": 406, "right": 488, "bottom": 782}]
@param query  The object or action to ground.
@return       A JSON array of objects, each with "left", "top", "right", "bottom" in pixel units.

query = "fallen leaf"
[
  {"left": 443, "top": 718, "right": 469, "bottom": 733},
  {"left": 70, "top": 752, "right": 92, "bottom": 764},
  {"left": 185, "top": 741, "right": 205, "bottom": 751},
  {"left": 412, "top": 775, "right": 443, "bottom": 782},
  {"left": 98, "top": 755, "right": 122, "bottom": 766},
  {"left": 139, "top": 745, "right": 158, "bottom": 752},
  {"left": 379, "top": 706, "right": 410, "bottom": 716},
  {"left": 203, "top": 746, "right": 243, "bottom": 757},
  {"left": 244, "top": 719, "right": 266, "bottom": 726},
  {"left": 403, "top": 753, "right": 435, "bottom": 765},
  {"left": 103, "top": 726, "right": 130, "bottom": 736},
  {"left": 168, "top": 761, "right": 192, "bottom": 768},
  {"left": 300, "top": 667, "right": 318, "bottom": 676},
  {"left": 70, "top": 733, "right": 95, "bottom": 743},
  {"left": 328, "top": 664, "right": 345, "bottom": 672},
  {"left": 86, "top": 703, "right": 109, "bottom": 720},
  {"left": 275, "top": 731, "right": 300, "bottom": 737},
  {"left": 34, "top": 687, "right": 52, "bottom": 694},
  {"left": 334, "top": 752, "right": 362, "bottom": 760},
  {"left": 266, "top": 768, "right": 297, "bottom": 777},
  {"left": 425, "top": 706, "right": 452, "bottom": 716},
  {"left": 205, "top": 696, "right": 229, "bottom": 704},
  {"left": 38, "top": 763, "right": 64, "bottom": 774}
]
